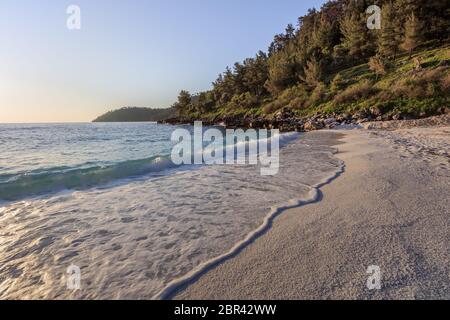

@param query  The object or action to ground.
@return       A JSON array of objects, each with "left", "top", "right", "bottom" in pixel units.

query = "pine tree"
[
  {"left": 243, "top": 51, "right": 269, "bottom": 97},
  {"left": 377, "top": 2, "right": 399, "bottom": 60},
  {"left": 422, "top": 0, "right": 450, "bottom": 40},
  {"left": 393, "top": 0, "right": 421, "bottom": 27},
  {"left": 173, "top": 90, "right": 192, "bottom": 117},
  {"left": 175, "top": 0, "right": 449, "bottom": 120},
  {"left": 265, "top": 48, "right": 297, "bottom": 94},
  {"left": 300, "top": 58, "right": 322, "bottom": 88},
  {"left": 312, "top": 15, "right": 340, "bottom": 57},
  {"left": 393, "top": 0, "right": 421, "bottom": 51},
  {"left": 215, "top": 67, "right": 235, "bottom": 104},
  {"left": 340, "top": 13, "right": 370, "bottom": 62},
  {"left": 401, "top": 13, "right": 423, "bottom": 57}
]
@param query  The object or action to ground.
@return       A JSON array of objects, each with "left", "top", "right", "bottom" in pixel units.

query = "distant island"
[{"left": 93, "top": 107, "right": 175, "bottom": 122}]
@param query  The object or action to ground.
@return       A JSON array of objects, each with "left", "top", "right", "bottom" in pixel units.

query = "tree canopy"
[
  {"left": 93, "top": 107, "right": 175, "bottom": 122},
  {"left": 172, "top": 0, "right": 448, "bottom": 119}
]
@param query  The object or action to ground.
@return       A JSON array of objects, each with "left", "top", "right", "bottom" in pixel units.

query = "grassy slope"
[
  {"left": 196, "top": 44, "right": 449, "bottom": 121},
  {"left": 315, "top": 44, "right": 450, "bottom": 118}
]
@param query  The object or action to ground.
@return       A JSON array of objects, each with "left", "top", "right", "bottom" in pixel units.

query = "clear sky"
[{"left": 0, "top": 0, "right": 327, "bottom": 123}]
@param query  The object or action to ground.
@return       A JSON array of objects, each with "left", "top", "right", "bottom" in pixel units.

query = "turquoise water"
[{"left": 0, "top": 123, "right": 177, "bottom": 201}]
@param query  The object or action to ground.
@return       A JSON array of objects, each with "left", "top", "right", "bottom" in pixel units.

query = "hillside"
[
  {"left": 189, "top": 46, "right": 449, "bottom": 124},
  {"left": 93, "top": 107, "right": 175, "bottom": 122},
  {"left": 170, "top": 0, "right": 449, "bottom": 128}
]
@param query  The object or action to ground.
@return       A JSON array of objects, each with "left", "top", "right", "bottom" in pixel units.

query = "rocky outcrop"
[
  {"left": 162, "top": 106, "right": 449, "bottom": 133},
  {"left": 363, "top": 114, "right": 450, "bottom": 130}
]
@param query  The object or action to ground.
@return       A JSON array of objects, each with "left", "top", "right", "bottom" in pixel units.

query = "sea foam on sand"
[
  {"left": 174, "top": 127, "right": 450, "bottom": 300},
  {"left": 0, "top": 132, "right": 343, "bottom": 299}
]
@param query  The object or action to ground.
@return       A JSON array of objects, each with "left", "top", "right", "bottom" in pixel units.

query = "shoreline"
[
  {"left": 155, "top": 132, "right": 345, "bottom": 300},
  {"left": 0, "top": 125, "right": 343, "bottom": 299},
  {"left": 1, "top": 121, "right": 448, "bottom": 299},
  {"left": 173, "top": 125, "right": 450, "bottom": 300},
  {"left": 162, "top": 113, "right": 450, "bottom": 133}
]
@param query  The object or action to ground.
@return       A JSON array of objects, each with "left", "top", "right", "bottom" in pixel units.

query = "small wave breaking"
[
  {"left": 0, "top": 155, "right": 175, "bottom": 201},
  {"left": 0, "top": 131, "right": 300, "bottom": 202}
]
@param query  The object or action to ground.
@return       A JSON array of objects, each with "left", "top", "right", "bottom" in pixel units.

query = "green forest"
[
  {"left": 93, "top": 107, "right": 175, "bottom": 122},
  {"left": 172, "top": 0, "right": 449, "bottom": 126}
]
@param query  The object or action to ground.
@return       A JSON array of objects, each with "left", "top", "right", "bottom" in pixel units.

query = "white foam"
[
  {"left": 154, "top": 164, "right": 345, "bottom": 300},
  {"left": 0, "top": 132, "right": 343, "bottom": 299}
]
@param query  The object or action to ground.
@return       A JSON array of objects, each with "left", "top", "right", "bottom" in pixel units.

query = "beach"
[
  {"left": 174, "top": 123, "right": 450, "bottom": 300},
  {"left": 2, "top": 0, "right": 449, "bottom": 305},
  {"left": 0, "top": 121, "right": 448, "bottom": 299},
  {"left": 0, "top": 124, "right": 341, "bottom": 299}
]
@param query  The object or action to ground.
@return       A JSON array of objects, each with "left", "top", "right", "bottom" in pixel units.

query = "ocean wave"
[
  {"left": 0, "top": 130, "right": 344, "bottom": 299},
  {"left": 0, "top": 155, "right": 176, "bottom": 201},
  {"left": 0, "top": 132, "right": 300, "bottom": 202}
]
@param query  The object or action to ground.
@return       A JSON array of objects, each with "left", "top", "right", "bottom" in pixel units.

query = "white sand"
[{"left": 174, "top": 127, "right": 450, "bottom": 300}]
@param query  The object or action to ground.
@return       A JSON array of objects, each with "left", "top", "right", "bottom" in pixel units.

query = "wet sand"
[{"left": 174, "top": 127, "right": 450, "bottom": 300}]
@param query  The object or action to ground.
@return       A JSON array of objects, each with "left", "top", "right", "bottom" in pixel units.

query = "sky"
[{"left": 0, "top": 0, "right": 327, "bottom": 123}]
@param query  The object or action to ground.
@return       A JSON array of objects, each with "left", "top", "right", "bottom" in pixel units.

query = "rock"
[
  {"left": 369, "top": 106, "right": 382, "bottom": 117},
  {"left": 352, "top": 111, "right": 368, "bottom": 120},
  {"left": 324, "top": 117, "right": 337, "bottom": 125},
  {"left": 357, "top": 118, "right": 369, "bottom": 124},
  {"left": 402, "top": 114, "right": 414, "bottom": 120},
  {"left": 342, "top": 113, "right": 351, "bottom": 120},
  {"left": 438, "top": 107, "right": 450, "bottom": 115},
  {"left": 304, "top": 120, "right": 324, "bottom": 131},
  {"left": 325, "top": 122, "right": 340, "bottom": 129},
  {"left": 295, "top": 123, "right": 305, "bottom": 132},
  {"left": 274, "top": 108, "right": 294, "bottom": 121}
]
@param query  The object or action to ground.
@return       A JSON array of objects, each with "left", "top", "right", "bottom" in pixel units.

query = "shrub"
[
  {"left": 228, "top": 92, "right": 258, "bottom": 109},
  {"left": 263, "top": 85, "right": 309, "bottom": 114},
  {"left": 305, "top": 82, "right": 328, "bottom": 108},
  {"left": 330, "top": 74, "right": 348, "bottom": 92},
  {"left": 368, "top": 56, "right": 388, "bottom": 77},
  {"left": 386, "top": 98, "right": 446, "bottom": 118},
  {"left": 262, "top": 101, "right": 283, "bottom": 114},
  {"left": 441, "top": 72, "right": 450, "bottom": 93},
  {"left": 279, "top": 84, "right": 308, "bottom": 102},
  {"left": 415, "top": 66, "right": 447, "bottom": 83},
  {"left": 391, "top": 81, "right": 426, "bottom": 99},
  {"left": 290, "top": 96, "right": 308, "bottom": 110},
  {"left": 391, "top": 66, "right": 448, "bottom": 99},
  {"left": 333, "top": 79, "right": 376, "bottom": 105},
  {"left": 375, "top": 89, "right": 394, "bottom": 101},
  {"left": 300, "top": 58, "right": 322, "bottom": 88}
]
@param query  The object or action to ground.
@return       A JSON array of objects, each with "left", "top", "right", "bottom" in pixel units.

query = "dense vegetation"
[
  {"left": 173, "top": 0, "right": 449, "bottom": 122},
  {"left": 93, "top": 107, "right": 175, "bottom": 122}
]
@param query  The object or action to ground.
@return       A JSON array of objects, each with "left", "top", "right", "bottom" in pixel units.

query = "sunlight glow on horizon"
[{"left": 0, "top": 0, "right": 327, "bottom": 123}]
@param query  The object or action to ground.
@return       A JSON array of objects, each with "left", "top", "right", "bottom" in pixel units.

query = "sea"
[{"left": 0, "top": 123, "right": 343, "bottom": 299}]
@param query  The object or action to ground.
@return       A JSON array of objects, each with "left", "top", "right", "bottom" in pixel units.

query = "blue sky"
[{"left": 0, "top": 0, "right": 327, "bottom": 122}]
